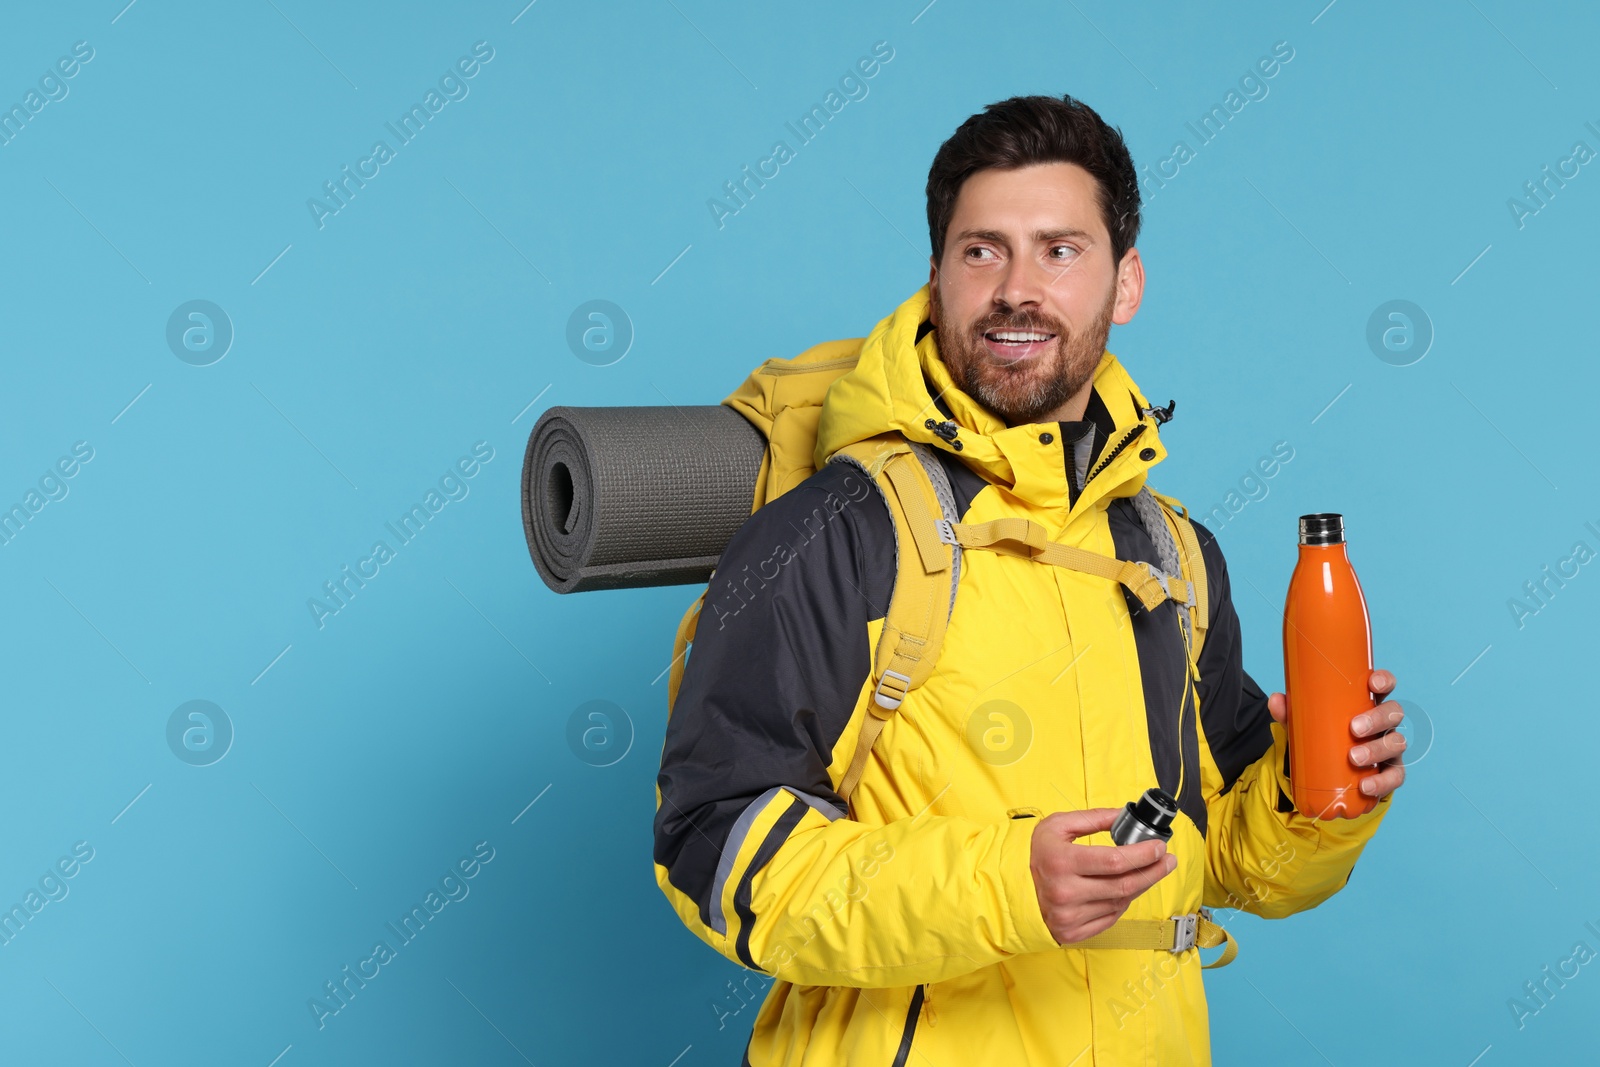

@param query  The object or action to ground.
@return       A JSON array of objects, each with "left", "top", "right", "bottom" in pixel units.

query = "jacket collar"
[{"left": 816, "top": 284, "right": 1171, "bottom": 516}]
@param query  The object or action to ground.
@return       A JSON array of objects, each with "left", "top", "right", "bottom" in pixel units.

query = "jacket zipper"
[
  {"left": 762, "top": 355, "right": 861, "bottom": 376},
  {"left": 1084, "top": 422, "right": 1148, "bottom": 487},
  {"left": 890, "top": 985, "right": 925, "bottom": 1067}
]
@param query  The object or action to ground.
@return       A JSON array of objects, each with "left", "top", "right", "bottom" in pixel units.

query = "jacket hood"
[{"left": 815, "top": 284, "right": 1172, "bottom": 513}]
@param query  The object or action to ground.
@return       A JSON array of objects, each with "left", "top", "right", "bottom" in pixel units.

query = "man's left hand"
[{"left": 1265, "top": 669, "right": 1406, "bottom": 800}]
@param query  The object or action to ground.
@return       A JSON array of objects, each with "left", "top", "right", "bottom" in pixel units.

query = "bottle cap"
[
  {"left": 1129, "top": 788, "right": 1178, "bottom": 836},
  {"left": 1298, "top": 513, "right": 1345, "bottom": 546}
]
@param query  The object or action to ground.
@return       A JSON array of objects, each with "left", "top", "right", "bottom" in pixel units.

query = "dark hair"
[{"left": 926, "top": 94, "right": 1141, "bottom": 268}]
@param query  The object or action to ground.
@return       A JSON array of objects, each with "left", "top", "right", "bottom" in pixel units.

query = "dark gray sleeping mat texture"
[{"left": 522, "top": 405, "right": 765, "bottom": 593}]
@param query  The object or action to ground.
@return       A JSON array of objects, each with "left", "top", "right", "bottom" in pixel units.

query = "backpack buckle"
[
  {"left": 1139, "top": 563, "right": 1194, "bottom": 609},
  {"left": 873, "top": 669, "right": 912, "bottom": 710},
  {"left": 1170, "top": 913, "right": 1199, "bottom": 953}
]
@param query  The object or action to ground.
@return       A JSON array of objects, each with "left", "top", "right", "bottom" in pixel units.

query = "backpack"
[{"left": 666, "top": 338, "right": 1212, "bottom": 807}]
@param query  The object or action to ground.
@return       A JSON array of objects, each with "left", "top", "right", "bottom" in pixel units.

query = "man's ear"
[
  {"left": 927, "top": 255, "right": 940, "bottom": 325},
  {"left": 1112, "top": 247, "right": 1145, "bottom": 326}
]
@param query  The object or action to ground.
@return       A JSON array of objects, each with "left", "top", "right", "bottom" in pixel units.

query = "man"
[{"left": 654, "top": 94, "right": 1405, "bottom": 1066}]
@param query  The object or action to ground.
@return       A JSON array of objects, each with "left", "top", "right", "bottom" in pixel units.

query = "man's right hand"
[{"left": 1028, "top": 808, "right": 1178, "bottom": 945}]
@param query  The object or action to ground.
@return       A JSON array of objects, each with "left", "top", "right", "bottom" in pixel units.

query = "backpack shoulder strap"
[
  {"left": 1143, "top": 488, "right": 1211, "bottom": 664},
  {"left": 827, "top": 435, "right": 961, "bottom": 804},
  {"left": 668, "top": 434, "right": 960, "bottom": 803}
]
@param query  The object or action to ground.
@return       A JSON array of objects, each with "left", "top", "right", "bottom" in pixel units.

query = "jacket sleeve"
[
  {"left": 653, "top": 463, "right": 1059, "bottom": 989},
  {"left": 1190, "top": 520, "right": 1393, "bottom": 919}
]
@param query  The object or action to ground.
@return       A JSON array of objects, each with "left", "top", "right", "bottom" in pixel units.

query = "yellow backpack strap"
[
  {"left": 666, "top": 590, "right": 704, "bottom": 716},
  {"left": 1148, "top": 490, "right": 1210, "bottom": 664},
  {"left": 828, "top": 437, "right": 960, "bottom": 804},
  {"left": 941, "top": 518, "right": 1182, "bottom": 613},
  {"left": 1071, "top": 908, "right": 1238, "bottom": 968}
]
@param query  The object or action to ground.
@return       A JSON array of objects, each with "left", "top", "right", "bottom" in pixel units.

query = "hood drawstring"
[{"left": 924, "top": 418, "right": 964, "bottom": 451}]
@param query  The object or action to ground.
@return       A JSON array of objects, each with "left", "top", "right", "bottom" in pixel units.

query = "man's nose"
[{"left": 994, "top": 255, "right": 1052, "bottom": 312}]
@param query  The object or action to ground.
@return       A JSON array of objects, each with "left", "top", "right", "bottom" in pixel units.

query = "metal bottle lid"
[{"left": 1298, "top": 513, "right": 1345, "bottom": 546}]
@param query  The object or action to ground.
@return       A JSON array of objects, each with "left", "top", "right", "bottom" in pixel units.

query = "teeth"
[{"left": 989, "top": 330, "right": 1052, "bottom": 343}]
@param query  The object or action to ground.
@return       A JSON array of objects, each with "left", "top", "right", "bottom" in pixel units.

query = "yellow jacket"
[{"left": 653, "top": 284, "right": 1392, "bottom": 1065}]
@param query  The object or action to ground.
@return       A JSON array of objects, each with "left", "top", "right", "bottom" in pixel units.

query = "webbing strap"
[
  {"left": 837, "top": 702, "right": 893, "bottom": 801},
  {"left": 941, "top": 517, "right": 1179, "bottom": 612},
  {"left": 869, "top": 455, "right": 949, "bottom": 710},
  {"left": 1165, "top": 500, "right": 1210, "bottom": 655},
  {"left": 882, "top": 457, "right": 951, "bottom": 576},
  {"left": 828, "top": 441, "right": 961, "bottom": 805},
  {"left": 1072, "top": 911, "right": 1238, "bottom": 969}
]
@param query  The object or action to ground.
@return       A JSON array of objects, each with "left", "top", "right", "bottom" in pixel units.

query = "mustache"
[{"left": 972, "top": 312, "right": 1065, "bottom": 337}]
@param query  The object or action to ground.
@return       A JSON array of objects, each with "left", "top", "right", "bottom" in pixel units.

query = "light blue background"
[{"left": 1, "top": 1, "right": 1595, "bottom": 1064}]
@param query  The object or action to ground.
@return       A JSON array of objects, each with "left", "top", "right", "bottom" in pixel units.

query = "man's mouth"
[{"left": 982, "top": 328, "right": 1057, "bottom": 362}]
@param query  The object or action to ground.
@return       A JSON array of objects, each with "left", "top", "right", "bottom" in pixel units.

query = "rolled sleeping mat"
[{"left": 522, "top": 405, "right": 766, "bottom": 593}]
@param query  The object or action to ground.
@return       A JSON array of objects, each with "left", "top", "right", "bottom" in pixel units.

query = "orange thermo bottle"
[{"left": 1282, "top": 513, "right": 1378, "bottom": 819}]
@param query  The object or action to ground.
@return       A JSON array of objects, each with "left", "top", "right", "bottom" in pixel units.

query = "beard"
[{"left": 931, "top": 284, "right": 1116, "bottom": 426}]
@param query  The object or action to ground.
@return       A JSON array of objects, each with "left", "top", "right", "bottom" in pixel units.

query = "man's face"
[{"left": 928, "top": 162, "right": 1142, "bottom": 426}]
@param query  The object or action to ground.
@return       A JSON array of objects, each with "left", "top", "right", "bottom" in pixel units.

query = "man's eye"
[
  {"left": 1050, "top": 245, "right": 1080, "bottom": 260},
  {"left": 966, "top": 247, "right": 996, "bottom": 260}
]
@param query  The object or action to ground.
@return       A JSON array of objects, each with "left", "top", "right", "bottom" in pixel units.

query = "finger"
[
  {"left": 1360, "top": 762, "right": 1406, "bottom": 798},
  {"left": 1351, "top": 701, "right": 1404, "bottom": 738},
  {"left": 1368, "top": 669, "right": 1397, "bottom": 698},
  {"left": 1350, "top": 730, "right": 1407, "bottom": 767},
  {"left": 1068, "top": 838, "right": 1167, "bottom": 877},
  {"left": 1266, "top": 691, "right": 1287, "bottom": 725},
  {"left": 1048, "top": 808, "right": 1123, "bottom": 841},
  {"left": 1075, "top": 853, "right": 1177, "bottom": 901},
  {"left": 1126, "top": 852, "right": 1179, "bottom": 896}
]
